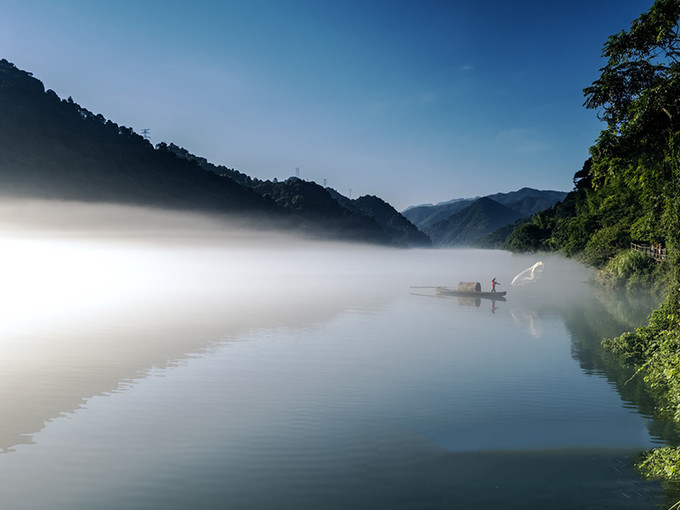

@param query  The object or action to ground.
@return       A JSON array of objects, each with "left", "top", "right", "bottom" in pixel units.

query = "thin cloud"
[
  {"left": 496, "top": 128, "right": 552, "bottom": 154},
  {"left": 418, "top": 91, "right": 436, "bottom": 104},
  {"left": 517, "top": 140, "right": 553, "bottom": 154}
]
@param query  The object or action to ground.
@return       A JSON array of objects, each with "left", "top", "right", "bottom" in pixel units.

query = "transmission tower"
[{"left": 141, "top": 128, "right": 151, "bottom": 141}]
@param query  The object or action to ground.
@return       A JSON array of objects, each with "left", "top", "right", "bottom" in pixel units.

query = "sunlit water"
[{"left": 0, "top": 205, "right": 671, "bottom": 509}]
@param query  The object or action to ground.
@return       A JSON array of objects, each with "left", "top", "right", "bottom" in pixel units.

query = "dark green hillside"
[
  {"left": 343, "top": 194, "right": 431, "bottom": 248},
  {"left": 426, "top": 197, "right": 522, "bottom": 247},
  {"left": 0, "top": 60, "right": 274, "bottom": 214},
  {"left": 401, "top": 198, "right": 475, "bottom": 229},
  {"left": 486, "top": 188, "right": 567, "bottom": 217},
  {"left": 402, "top": 188, "right": 566, "bottom": 235},
  {"left": 163, "top": 143, "right": 256, "bottom": 188},
  {"left": 0, "top": 59, "right": 416, "bottom": 245},
  {"left": 165, "top": 143, "right": 422, "bottom": 246},
  {"left": 250, "top": 177, "right": 394, "bottom": 244}
]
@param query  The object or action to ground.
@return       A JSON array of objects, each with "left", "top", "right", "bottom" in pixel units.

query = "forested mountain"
[
  {"left": 0, "top": 61, "right": 278, "bottom": 215},
  {"left": 0, "top": 59, "right": 424, "bottom": 246},
  {"left": 485, "top": 188, "right": 567, "bottom": 217},
  {"left": 167, "top": 144, "right": 430, "bottom": 247},
  {"left": 403, "top": 188, "right": 565, "bottom": 231},
  {"left": 403, "top": 188, "right": 566, "bottom": 246},
  {"left": 327, "top": 190, "right": 431, "bottom": 247},
  {"left": 424, "top": 197, "right": 523, "bottom": 247},
  {"left": 401, "top": 198, "right": 476, "bottom": 230}
]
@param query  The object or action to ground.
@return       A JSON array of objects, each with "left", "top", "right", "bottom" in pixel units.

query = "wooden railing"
[{"left": 631, "top": 242, "right": 668, "bottom": 262}]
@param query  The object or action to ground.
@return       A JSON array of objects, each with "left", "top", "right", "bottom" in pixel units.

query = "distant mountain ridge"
[
  {"left": 424, "top": 197, "right": 523, "bottom": 246},
  {"left": 484, "top": 188, "right": 567, "bottom": 217},
  {"left": 167, "top": 144, "right": 430, "bottom": 247},
  {"left": 402, "top": 199, "right": 477, "bottom": 230},
  {"left": 325, "top": 189, "right": 430, "bottom": 247},
  {"left": 403, "top": 188, "right": 567, "bottom": 247},
  {"left": 0, "top": 59, "right": 428, "bottom": 247}
]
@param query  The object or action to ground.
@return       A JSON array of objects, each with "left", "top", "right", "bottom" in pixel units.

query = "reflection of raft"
[
  {"left": 436, "top": 281, "right": 506, "bottom": 300},
  {"left": 409, "top": 282, "right": 507, "bottom": 301},
  {"left": 436, "top": 287, "right": 506, "bottom": 299}
]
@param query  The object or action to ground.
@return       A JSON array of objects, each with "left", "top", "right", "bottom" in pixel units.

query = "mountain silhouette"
[
  {"left": 403, "top": 188, "right": 566, "bottom": 246},
  {"left": 0, "top": 59, "right": 425, "bottom": 246}
]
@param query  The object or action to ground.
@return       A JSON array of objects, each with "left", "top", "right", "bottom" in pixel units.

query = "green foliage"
[
  {"left": 583, "top": 223, "right": 631, "bottom": 267},
  {"left": 584, "top": 0, "right": 680, "bottom": 173},
  {"left": 599, "top": 249, "right": 666, "bottom": 290},
  {"left": 553, "top": 217, "right": 590, "bottom": 256},
  {"left": 504, "top": 222, "right": 549, "bottom": 252},
  {"left": 636, "top": 446, "right": 680, "bottom": 481},
  {"left": 633, "top": 291, "right": 680, "bottom": 395}
]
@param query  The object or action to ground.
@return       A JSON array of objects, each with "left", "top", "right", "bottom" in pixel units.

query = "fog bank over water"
[
  {"left": 0, "top": 199, "right": 595, "bottom": 454},
  {"left": 0, "top": 199, "right": 594, "bottom": 312}
]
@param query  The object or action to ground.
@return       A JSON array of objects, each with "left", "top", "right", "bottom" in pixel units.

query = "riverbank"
[{"left": 597, "top": 250, "right": 680, "bottom": 495}]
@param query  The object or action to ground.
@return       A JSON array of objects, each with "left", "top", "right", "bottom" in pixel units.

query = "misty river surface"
[{"left": 0, "top": 214, "right": 672, "bottom": 509}]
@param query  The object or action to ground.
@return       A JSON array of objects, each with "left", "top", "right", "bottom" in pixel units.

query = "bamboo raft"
[{"left": 410, "top": 281, "right": 507, "bottom": 301}]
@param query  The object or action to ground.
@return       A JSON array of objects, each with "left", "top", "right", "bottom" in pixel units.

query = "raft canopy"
[{"left": 457, "top": 281, "right": 481, "bottom": 292}]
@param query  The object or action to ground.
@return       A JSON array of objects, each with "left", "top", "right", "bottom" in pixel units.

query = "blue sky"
[{"left": 1, "top": 0, "right": 655, "bottom": 210}]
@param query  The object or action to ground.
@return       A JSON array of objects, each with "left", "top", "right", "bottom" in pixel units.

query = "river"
[{"left": 0, "top": 208, "right": 671, "bottom": 509}]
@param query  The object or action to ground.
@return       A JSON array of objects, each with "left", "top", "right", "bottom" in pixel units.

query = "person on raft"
[{"left": 491, "top": 277, "right": 500, "bottom": 293}]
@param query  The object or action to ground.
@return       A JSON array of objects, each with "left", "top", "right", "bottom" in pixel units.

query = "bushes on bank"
[{"left": 598, "top": 250, "right": 667, "bottom": 291}]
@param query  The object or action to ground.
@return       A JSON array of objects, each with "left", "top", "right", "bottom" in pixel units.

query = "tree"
[
  {"left": 584, "top": 0, "right": 680, "bottom": 190},
  {"left": 584, "top": 0, "right": 680, "bottom": 284},
  {"left": 584, "top": 0, "right": 680, "bottom": 156}
]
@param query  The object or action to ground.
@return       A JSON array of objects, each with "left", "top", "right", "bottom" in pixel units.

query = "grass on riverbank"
[{"left": 596, "top": 251, "right": 670, "bottom": 293}]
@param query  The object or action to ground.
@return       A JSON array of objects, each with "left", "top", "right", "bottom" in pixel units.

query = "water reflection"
[
  {"left": 0, "top": 253, "right": 400, "bottom": 453},
  {"left": 510, "top": 308, "right": 543, "bottom": 337},
  {"left": 408, "top": 291, "right": 506, "bottom": 310},
  {"left": 562, "top": 288, "right": 680, "bottom": 449},
  {"left": 0, "top": 201, "right": 673, "bottom": 508},
  {"left": 0, "top": 226, "right": 658, "bottom": 456},
  {"left": 0, "top": 214, "right": 413, "bottom": 453},
  {"left": 1, "top": 217, "right": 531, "bottom": 455}
]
